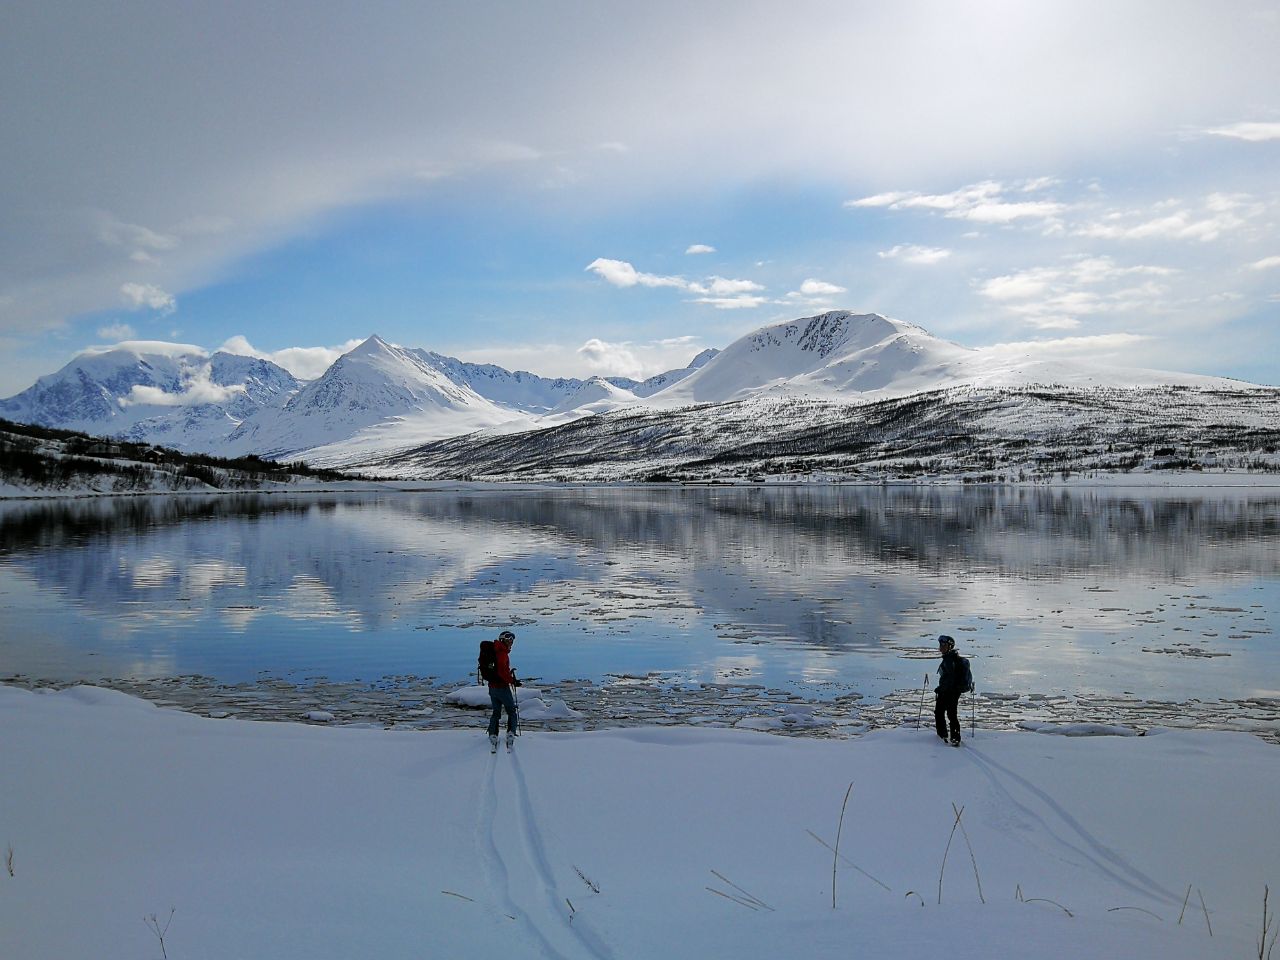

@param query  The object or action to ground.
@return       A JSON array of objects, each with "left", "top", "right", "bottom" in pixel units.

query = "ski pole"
[
  {"left": 971, "top": 688, "right": 976, "bottom": 740},
  {"left": 916, "top": 673, "right": 928, "bottom": 729}
]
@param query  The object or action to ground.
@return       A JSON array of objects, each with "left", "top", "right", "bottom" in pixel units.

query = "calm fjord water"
[{"left": 1, "top": 486, "right": 1276, "bottom": 705}]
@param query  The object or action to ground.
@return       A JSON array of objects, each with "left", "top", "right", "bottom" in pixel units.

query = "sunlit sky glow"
[{"left": 2, "top": 0, "right": 1278, "bottom": 394}]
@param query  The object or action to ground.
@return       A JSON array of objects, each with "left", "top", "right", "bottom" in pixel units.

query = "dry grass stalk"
[
  {"left": 832, "top": 782, "right": 854, "bottom": 910},
  {"left": 706, "top": 886, "right": 761, "bottom": 911},
  {"left": 952, "top": 801, "right": 985, "bottom": 904},
  {"left": 805, "top": 829, "right": 891, "bottom": 892},
  {"left": 1023, "top": 897, "right": 1074, "bottom": 917},
  {"left": 938, "top": 803, "right": 965, "bottom": 904},
  {"left": 1177, "top": 883, "right": 1192, "bottom": 924},
  {"left": 1107, "top": 906, "right": 1163, "bottom": 921},
  {"left": 1199, "top": 887, "right": 1213, "bottom": 937},
  {"left": 1260, "top": 885, "right": 1278, "bottom": 960},
  {"left": 710, "top": 869, "right": 772, "bottom": 911},
  {"left": 4, "top": 844, "right": 12, "bottom": 878},
  {"left": 144, "top": 907, "right": 175, "bottom": 960},
  {"left": 573, "top": 865, "right": 600, "bottom": 894},
  {"left": 441, "top": 890, "right": 475, "bottom": 902}
]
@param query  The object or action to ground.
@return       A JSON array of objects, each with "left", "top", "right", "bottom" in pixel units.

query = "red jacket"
[{"left": 490, "top": 643, "right": 517, "bottom": 688}]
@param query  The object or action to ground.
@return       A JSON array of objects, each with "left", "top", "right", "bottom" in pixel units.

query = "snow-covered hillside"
[{"left": 374, "top": 385, "right": 1280, "bottom": 482}]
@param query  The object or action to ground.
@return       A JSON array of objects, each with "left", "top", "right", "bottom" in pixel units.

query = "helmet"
[
  {"left": 498, "top": 630, "right": 515, "bottom": 644},
  {"left": 938, "top": 634, "right": 955, "bottom": 652}
]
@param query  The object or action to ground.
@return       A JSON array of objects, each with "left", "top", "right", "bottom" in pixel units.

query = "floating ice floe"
[
  {"left": 734, "top": 704, "right": 826, "bottom": 731},
  {"left": 1019, "top": 721, "right": 1140, "bottom": 737},
  {"left": 444, "top": 684, "right": 547, "bottom": 709},
  {"left": 517, "top": 697, "right": 584, "bottom": 721},
  {"left": 303, "top": 710, "right": 335, "bottom": 723}
]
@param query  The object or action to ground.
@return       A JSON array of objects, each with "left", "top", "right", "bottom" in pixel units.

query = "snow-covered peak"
[
  {"left": 647, "top": 311, "right": 964, "bottom": 406},
  {"left": 224, "top": 336, "right": 532, "bottom": 461},
  {"left": 548, "top": 376, "right": 638, "bottom": 415}
]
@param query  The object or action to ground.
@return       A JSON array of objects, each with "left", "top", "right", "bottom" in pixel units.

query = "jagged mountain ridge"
[
  {"left": 0, "top": 343, "right": 301, "bottom": 453},
  {"left": 0, "top": 335, "right": 721, "bottom": 461}
]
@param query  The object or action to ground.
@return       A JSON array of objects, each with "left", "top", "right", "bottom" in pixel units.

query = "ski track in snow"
[
  {"left": 474, "top": 750, "right": 568, "bottom": 959},
  {"left": 961, "top": 744, "right": 1181, "bottom": 905},
  {"left": 473, "top": 744, "right": 598, "bottom": 960},
  {"left": 510, "top": 749, "right": 616, "bottom": 960}
]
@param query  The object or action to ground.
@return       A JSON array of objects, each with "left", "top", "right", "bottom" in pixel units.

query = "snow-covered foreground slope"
[{"left": 1, "top": 683, "right": 1273, "bottom": 960}]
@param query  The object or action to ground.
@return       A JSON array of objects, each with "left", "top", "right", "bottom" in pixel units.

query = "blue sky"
[{"left": 2, "top": 1, "right": 1279, "bottom": 395}]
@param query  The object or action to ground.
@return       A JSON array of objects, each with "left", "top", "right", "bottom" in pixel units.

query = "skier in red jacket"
[{"left": 487, "top": 630, "right": 521, "bottom": 751}]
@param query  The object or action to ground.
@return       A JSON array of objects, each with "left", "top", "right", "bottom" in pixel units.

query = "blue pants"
[{"left": 488, "top": 686, "right": 518, "bottom": 737}]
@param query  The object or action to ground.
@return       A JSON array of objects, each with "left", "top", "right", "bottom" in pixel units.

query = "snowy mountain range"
[
  {"left": 2, "top": 311, "right": 1270, "bottom": 473},
  {"left": 0, "top": 334, "right": 718, "bottom": 461}
]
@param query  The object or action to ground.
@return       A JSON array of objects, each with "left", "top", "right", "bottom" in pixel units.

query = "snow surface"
[{"left": 1, "top": 682, "right": 1274, "bottom": 960}]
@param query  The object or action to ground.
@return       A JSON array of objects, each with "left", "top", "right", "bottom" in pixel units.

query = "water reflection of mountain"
[
  {"left": 380, "top": 487, "right": 1280, "bottom": 580},
  {"left": 2, "top": 489, "right": 1276, "bottom": 660}
]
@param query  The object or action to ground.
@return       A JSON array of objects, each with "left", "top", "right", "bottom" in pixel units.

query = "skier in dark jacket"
[
  {"left": 487, "top": 630, "right": 521, "bottom": 751},
  {"left": 934, "top": 634, "right": 973, "bottom": 745}
]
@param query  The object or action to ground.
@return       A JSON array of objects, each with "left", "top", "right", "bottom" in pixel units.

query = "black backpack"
[{"left": 477, "top": 640, "right": 499, "bottom": 684}]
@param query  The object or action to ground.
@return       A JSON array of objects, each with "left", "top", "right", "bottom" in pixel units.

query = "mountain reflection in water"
[{"left": 0, "top": 487, "right": 1276, "bottom": 703}]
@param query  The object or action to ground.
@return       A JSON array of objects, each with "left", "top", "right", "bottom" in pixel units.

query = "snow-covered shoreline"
[
  {"left": 1, "top": 683, "right": 1275, "bottom": 960},
  {"left": 4, "top": 472, "right": 1280, "bottom": 500},
  {"left": 6, "top": 674, "right": 1278, "bottom": 747}
]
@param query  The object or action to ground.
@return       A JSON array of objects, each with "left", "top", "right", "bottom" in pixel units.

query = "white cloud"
[
  {"left": 797, "top": 278, "right": 846, "bottom": 295},
  {"left": 1202, "top": 121, "right": 1280, "bottom": 142},
  {"left": 962, "top": 199, "right": 1066, "bottom": 224},
  {"left": 585, "top": 258, "right": 686, "bottom": 289},
  {"left": 96, "top": 215, "right": 179, "bottom": 255},
  {"left": 977, "top": 256, "right": 1178, "bottom": 330},
  {"left": 218, "top": 335, "right": 363, "bottom": 380},
  {"left": 878, "top": 244, "right": 951, "bottom": 265},
  {"left": 83, "top": 339, "right": 206, "bottom": 359},
  {"left": 984, "top": 332, "right": 1151, "bottom": 356},
  {"left": 689, "top": 276, "right": 764, "bottom": 296},
  {"left": 685, "top": 244, "right": 716, "bottom": 254},
  {"left": 120, "top": 282, "right": 176, "bottom": 313},
  {"left": 457, "top": 336, "right": 708, "bottom": 381},
  {"left": 587, "top": 258, "right": 766, "bottom": 308},
  {"left": 980, "top": 268, "right": 1058, "bottom": 301},
  {"left": 120, "top": 364, "right": 245, "bottom": 408},
  {"left": 96, "top": 322, "right": 136, "bottom": 340},
  {"left": 688, "top": 295, "right": 768, "bottom": 309},
  {"left": 1075, "top": 193, "right": 1262, "bottom": 243},
  {"left": 1248, "top": 255, "right": 1280, "bottom": 271},
  {"left": 845, "top": 191, "right": 912, "bottom": 208},
  {"left": 848, "top": 180, "right": 1065, "bottom": 225},
  {"left": 577, "top": 338, "right": 643, "bottom": 378}
]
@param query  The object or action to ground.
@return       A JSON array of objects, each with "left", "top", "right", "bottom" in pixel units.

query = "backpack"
[
  {"left": 938, "top": 653, "right": 974, "bottom": 694},
  {"left": 477, "top": 640, "right": 499, "bottom": 684}
]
